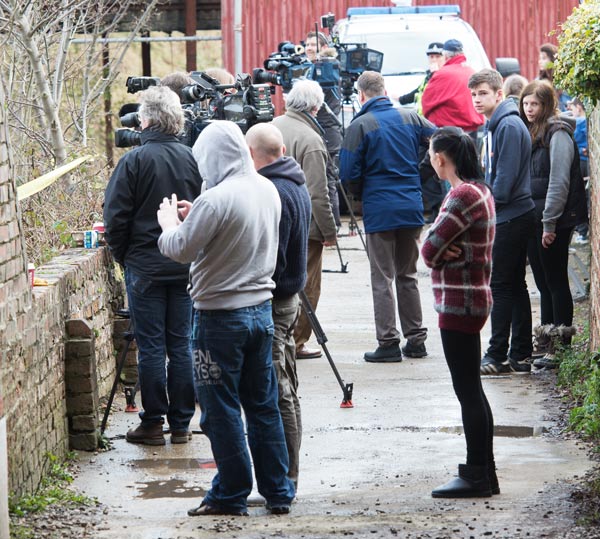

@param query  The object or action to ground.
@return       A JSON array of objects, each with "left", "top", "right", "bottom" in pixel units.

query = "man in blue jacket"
[
  {"left": 469, "top": 69, "right": 536, "bottom": 374},
  {"left": 340, "top": 71, "right": 435, "bottom": 363}
]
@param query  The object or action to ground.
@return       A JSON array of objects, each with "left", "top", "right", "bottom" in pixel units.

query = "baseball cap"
[
  {"left": 426, "top": 42, "right": 444, "bottom": 56},
  {"left": 443, "top": 39, "right": 463, "bottom": 53}
]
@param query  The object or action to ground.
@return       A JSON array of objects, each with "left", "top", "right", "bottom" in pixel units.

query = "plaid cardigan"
[{"left": 421, "top": 181, "right": 496, "bottom": 334}]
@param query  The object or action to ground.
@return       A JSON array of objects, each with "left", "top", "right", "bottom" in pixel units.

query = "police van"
[{"left": 334, "top": 3, "right": 517, "bottom": 105}]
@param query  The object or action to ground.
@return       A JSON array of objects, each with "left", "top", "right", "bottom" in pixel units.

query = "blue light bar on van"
[{"left": 347, "top": 5, "right": 461, "bottom": 17}]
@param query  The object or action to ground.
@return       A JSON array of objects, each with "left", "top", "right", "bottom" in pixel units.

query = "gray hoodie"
[{"left": 158, "top": 121, "right": 282, "bottom": 310}]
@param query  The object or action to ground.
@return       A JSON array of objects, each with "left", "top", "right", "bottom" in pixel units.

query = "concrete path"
[{"left": 73, "top": 223, "right": 593, "bottom": 538}]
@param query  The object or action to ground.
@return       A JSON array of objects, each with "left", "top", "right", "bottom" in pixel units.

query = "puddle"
[
  {"left": 136, "top": 478, "right": 206, "bottom": 499},
  {"left": 131, "top": 458, "right": 216, "bottom": 470},
  {"left": 439, "top": 425, "right": 548, "bottom": 438}
]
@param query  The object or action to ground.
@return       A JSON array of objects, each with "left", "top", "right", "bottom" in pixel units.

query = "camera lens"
[{"left": 114, "top": 129, "right": 142, "bottom": 148}]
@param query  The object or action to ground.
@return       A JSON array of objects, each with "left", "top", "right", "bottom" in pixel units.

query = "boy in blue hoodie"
[{"left": 469, "top": 69, "right": 536, "bottom": 374}]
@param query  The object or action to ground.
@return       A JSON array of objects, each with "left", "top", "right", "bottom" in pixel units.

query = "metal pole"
[
  {"left": 234, "top": 0, "right": 243, "bottom": 74},
  {"left": 185, "top": 0, "right": 197, "bottom": 72}
]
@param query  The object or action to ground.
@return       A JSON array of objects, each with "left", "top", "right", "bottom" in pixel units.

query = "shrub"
[{"left": 554, "top": 1, "right": 600, "bottom": 105}]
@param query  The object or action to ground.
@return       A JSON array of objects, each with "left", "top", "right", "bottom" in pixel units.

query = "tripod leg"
[
  {"left": 100, "top": 328, "right": 135, "bottom": 434},
  {"left": 336, "top": 180, "right": 367, "bottom": 253},
  {"left": 298, "top": 290, "right": 353, "bottom": 407}
]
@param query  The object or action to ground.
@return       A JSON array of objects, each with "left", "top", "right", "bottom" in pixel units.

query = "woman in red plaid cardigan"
[{"left": 421, "top": 127, "right": 497, "bottom": 499}]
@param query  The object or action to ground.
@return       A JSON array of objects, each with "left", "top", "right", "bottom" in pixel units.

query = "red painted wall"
[{"left": 221, "top": 0, "right": 580, "bottom": 108}]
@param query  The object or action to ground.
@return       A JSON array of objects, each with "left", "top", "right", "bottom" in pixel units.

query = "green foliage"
[
  {"left": 554, "top": 1, "right": 600, "bottom": 105},
  {"left": 557, "top": 324, "right": 600, "bottom": 440},
  {"left": 8, "top": 452, "right": 93, "bottom": 518}
]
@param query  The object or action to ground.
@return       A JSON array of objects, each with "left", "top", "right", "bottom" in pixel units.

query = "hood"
[
  {"left": 488, "top": 99, "right": 520, "bottom": 132},
  {"left": 192, "top": 120, "right": 255, "bottom": 188},
  {"left": 258, "top": 156, "right": 306, "bottom": 186},
  {"left": 550, "top": 113, "right": 576, "bottom": 135},
  {"left": 443, "top": 54, "right": 468, "bottom": 67}
]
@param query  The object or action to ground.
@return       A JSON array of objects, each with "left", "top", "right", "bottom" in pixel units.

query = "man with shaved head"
[{"left": 246, "top": 123, "right": 311, "bottom": 490}]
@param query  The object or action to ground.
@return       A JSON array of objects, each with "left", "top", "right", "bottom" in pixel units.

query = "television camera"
[
  {"left": 319, "top": 12, "right": 384, "bottom": 103},
  {"left": 252, "top": 41, "right": 314, "bottom": 93},
  {"left": 114, "top": 72, "right": 274, "bottom": 148}
]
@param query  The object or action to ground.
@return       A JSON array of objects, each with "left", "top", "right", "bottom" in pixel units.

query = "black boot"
[
  {"left": 489, "top": 463, "right": 500, "bottom": 495},
  {"left": 431, "top": 464, "right": 492, "bottom": 498}
]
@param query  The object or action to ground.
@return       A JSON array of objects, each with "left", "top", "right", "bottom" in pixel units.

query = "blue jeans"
[
  {"left": 192, "top": 301, "right": 295, "bottom": 512},
  {"left": 125, "top": 269, "right": 195, "bottom": 431},
  {"left": 486, "top": 210, "right": 535, "bottom": 361}
]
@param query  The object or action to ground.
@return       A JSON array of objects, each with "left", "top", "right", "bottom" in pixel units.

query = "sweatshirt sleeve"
[
  {"left": 421, "top": 187, "right": 476, "bottom": 268},
  {"left": 157, "top": 196, "right": 219, "bottom": 264},
  {"left": 543, "top": 130, "right": 574, "bottom": 233},
  {"left": 490, "top": 122, "right": 524, "bottom": 207}
]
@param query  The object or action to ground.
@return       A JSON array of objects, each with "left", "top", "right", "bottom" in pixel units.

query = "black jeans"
[
  {"left": 441, "top": 329, "right": 494, "bottom": 467},
  {"left": 486, "top": 210, "right": 535, "bottom": 361},
  {"left": 527, "top": 225, "right": 574, "bottom": 326}
]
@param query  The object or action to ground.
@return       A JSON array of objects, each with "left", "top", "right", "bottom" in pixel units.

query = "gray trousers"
[
  {"left": 366, "top": 228, "right": 427, "bottom": 347},
  {"left": 272, "top": 294, "right": 302, "bottom": 488}
]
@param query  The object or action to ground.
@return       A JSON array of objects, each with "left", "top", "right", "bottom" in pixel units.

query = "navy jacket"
[
  {"left": 104, "top": 130, "right": 203, "bottom": 279},
  {"left": 258, "top": 156, "right": 311, "bottom": 299},
  {"left": 339, "top": 96, "right": 436, "bottom": 233},
  {"left": 484, "top": 100, "right": 535, "bottom": 224}
]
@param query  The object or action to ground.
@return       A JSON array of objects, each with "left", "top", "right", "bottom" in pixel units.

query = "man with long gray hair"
[
  {"left": 272, "top": 79, "right": 337, "bottom": 360},
  {"left": 104, "top": 86, "right": 203, "bottom": 446}
]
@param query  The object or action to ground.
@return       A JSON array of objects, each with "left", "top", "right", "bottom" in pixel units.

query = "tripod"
[
  {"left": 299, "top": 290, "right": 353, "bottom": 408},
  {"left": 100, "top": 309, "right": 139, "bottom": 435}
]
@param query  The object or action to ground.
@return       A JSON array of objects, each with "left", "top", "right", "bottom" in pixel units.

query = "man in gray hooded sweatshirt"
[{"left": 157, "top": 121, "right": 295, "bottom": 517}]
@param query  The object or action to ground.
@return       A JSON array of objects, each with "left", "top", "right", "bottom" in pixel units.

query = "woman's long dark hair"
[
  {"left": 430, "top": 127, "right": 484, "bottom": 182},
  {"left": 519, "top": 80, "right": 558, "bottom": 144}
]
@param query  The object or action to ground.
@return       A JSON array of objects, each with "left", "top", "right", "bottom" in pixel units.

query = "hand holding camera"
[{"left": 157, "top": 193, "right": 182, "bottom": 232}]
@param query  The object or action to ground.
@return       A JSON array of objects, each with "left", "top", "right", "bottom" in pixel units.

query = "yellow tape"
[{"left": 16, "top": 156, "right": 93, "bottom": 200}]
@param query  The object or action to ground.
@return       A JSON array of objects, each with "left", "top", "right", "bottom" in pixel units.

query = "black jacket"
[
  {"left": 530, "top": 119, "right": 587, "bottom": 230},
  {"left": 258, "top": 156, "right": 311, "bottom": 298},
  {"left": 103, "top": 130, "right": 203, "bottom": 279}
]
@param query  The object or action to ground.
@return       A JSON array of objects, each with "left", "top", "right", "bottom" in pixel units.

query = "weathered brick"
[
  {"left": 66, "top": 393, "right": 97, "bottom": 415},
  {"left": 71, "top": 415, "right": 98, "bottom": 432},
  {"left": 64, "top": 339, "right": 94, "bottom": 360},
  {"left": 65, "top": 319, "right": 93, "bottom": 338},
  {"left": 69, "top": 432, "right": 98, "bottom": 451}
]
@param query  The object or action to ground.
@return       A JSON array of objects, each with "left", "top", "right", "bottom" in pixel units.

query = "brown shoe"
[
  {"left": 187, "top": 502, "right": 248, "bottom": 517},
  {"left": 126, "top": 423, "right": 165, "bottom": 446},
  {"left": 170, "top": 429, "right": 192, "bottom": 444},
  {"left": 296, "top": 345, "right": 322, "bottom": 359}
]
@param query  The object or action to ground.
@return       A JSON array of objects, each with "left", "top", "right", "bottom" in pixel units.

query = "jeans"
[
  {"left": 272, "top": 294, "right": 302, "bottom": 487},
  {"left": 192, "top": 301, "right": 295, "bottom": 512},
  {"left": 486, "top": 210, "right": 535, "bottom": 362},
  {"left": 124, "top": 268, "right": 195, "bottom": 431},
  {"left": 441, "top": 329, "right": 494, "bottom": 467},
  {"left": 527, "top": 225, "right": 574, "bottom": 326}
]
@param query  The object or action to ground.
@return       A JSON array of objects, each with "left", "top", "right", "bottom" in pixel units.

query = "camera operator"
[
  {"left": 273, "top": 79, "right": 337, "bottom": 360},
  {"left": 160, "top": 71, "right": 195, "bottom": 103},
  {"left": 157, "top": 121, "right": 295, "bottom": 516},
  {"left": 103, "top": 86, "right": 203, "bottom": 446},
  {"left": 305, "top": 30, "right": 343, "bottom": 229}
]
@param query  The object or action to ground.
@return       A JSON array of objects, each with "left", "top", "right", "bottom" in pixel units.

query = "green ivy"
[{"left": 554, "top": 1, "right": 600, "bottom": 105}]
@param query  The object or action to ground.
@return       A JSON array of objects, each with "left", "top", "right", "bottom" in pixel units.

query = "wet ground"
[{"left": 62, "top": 222, "right": 596, "bottom": 539}]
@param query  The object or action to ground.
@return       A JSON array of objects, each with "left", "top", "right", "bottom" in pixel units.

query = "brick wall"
[
  {"left": 589, "top": 109, "right": 600, "bottom": 351},
  {"left": 0, "top": 98, "right": 125, "bottom": 497}
]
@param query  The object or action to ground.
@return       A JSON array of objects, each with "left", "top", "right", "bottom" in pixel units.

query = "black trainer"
[
  {"left": 480, "top": 355, "right": 510, "bottom": 375},
  {"left": 533, "top": 353, "right": 559, "bottom": 369},
  {"left": 508, "top": 357, "right": 532, "bottom": 373},
  {"left": 364, "top": 343, "right": 402, "bottom": 363},
  {"left": 401, "top": 341, "right": 427, "bottom": 358}
]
